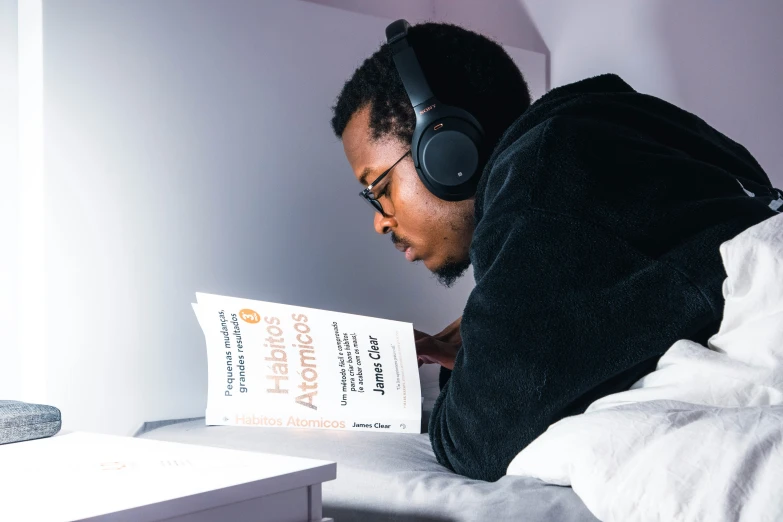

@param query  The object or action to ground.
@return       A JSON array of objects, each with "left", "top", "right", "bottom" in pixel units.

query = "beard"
[
  {"left": 433, "top": 256, "right": 471, "bottom": 288},
  {"left": 391, "top": 207, "right": 474, "bottom": 288},
  {"left": 432, "top": 211, "right": 474, "bottom": 288}
]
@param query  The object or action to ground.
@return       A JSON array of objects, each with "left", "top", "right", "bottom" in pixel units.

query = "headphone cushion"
[{"left": 419, "top": 118, "right": 481, "bottom": 189}]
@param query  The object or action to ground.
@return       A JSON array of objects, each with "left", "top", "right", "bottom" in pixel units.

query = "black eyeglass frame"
[{"left": 359, "top": 150, "right": 411, "bottom": 215}]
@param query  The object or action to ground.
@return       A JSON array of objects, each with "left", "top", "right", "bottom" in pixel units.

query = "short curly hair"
[{"left": 331, "top": 22, "right": 531, "bottom": 149}]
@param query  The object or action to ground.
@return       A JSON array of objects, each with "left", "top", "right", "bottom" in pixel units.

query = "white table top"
[{"left": 0, "top": 431, "right": 336, "bottom": 522}]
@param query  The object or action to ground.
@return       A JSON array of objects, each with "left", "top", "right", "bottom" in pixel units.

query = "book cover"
[{"left": 193, "top": 292, "right": 422, "bottom": 433}]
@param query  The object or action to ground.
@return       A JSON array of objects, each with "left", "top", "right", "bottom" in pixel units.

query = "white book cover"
[{"left": 193, "top": 292, "right": 422, "bottom": 433}]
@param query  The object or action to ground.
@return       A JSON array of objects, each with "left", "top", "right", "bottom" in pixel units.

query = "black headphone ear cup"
[
  {"left": 416, "top": 117, "right": 483, "bottom": 200},
  {"left": 385, "top": 20, "right": 486, "bottom": 202}
]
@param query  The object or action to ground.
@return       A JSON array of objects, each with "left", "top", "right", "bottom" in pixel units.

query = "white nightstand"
[{"left": 0, "top": 431, "right": 336, "bottom": 521}]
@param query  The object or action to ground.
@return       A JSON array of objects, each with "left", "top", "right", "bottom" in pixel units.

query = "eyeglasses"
[{"left": 359, "top": 150, "right": 411, "bottom": 215}]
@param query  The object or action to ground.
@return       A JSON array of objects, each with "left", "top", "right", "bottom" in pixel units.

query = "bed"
[{"left": 137, "top": 413, "right": 597, "bottom": 522}]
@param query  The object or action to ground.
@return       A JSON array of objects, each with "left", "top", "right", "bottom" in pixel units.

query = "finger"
[
  {"left": 413, "top": 329, "right": 430, "bottom": 341},
  {"left": 417, "top": 354, "right": 440, "bottom": 365}
]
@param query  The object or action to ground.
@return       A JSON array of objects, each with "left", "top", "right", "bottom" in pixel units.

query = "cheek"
[
  {"left": 395, "top": 182, "right": 452, "bottom": 238},
  {"left": 394, "top": 179, "right": 435, "bottom": 222}
]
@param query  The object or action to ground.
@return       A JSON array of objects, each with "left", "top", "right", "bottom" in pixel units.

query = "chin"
[
  {"left": 422, "top": 255, "right": 443, "bottom": 272},
  {"left": 431, "top": 255, "right": 471, "bottom": 288},
  {"left": 422, "top": 253, "right": 453, "bottom": 272}
]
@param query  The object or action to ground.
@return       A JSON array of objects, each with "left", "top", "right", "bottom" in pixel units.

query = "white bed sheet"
[{"left": 139, "top": 417, "right": 597, "bottom": 522}]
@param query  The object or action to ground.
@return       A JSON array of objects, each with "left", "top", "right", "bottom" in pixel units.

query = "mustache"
[{"left": 391, "top": 232, "right": 411, "bottom": 250}]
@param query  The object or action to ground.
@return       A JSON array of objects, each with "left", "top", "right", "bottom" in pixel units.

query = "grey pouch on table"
[{"left": 0, "top": 400, "right": 62, "bottom": 445}]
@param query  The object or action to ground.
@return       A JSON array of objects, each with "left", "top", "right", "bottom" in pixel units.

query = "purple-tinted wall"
[
  {"left": 310, "top": 0, "right": 783, "bottom": 186},
  {"left": 524, "top": 0, "right": 783, "bottom": 187},
  {"left": 304, "top": 0, "right": 548, "bottom": 55}
]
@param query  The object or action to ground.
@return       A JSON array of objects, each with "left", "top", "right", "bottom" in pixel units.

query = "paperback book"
[{"left": 192, "top": 292, "right": 422, "bottom": 433}]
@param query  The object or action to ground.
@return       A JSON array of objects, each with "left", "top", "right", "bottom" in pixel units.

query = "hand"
[{"left": 414, "top": 317, "right": 462, "bottom": 370}]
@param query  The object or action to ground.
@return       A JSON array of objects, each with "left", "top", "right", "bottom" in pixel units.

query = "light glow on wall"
[{"left": 18, "top": 0, "right": 46, "bottom": 404}]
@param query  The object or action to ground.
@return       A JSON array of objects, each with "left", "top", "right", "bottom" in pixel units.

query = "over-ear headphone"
[{"left": 385, "top": 19, "right": 485, "bottom": 201}]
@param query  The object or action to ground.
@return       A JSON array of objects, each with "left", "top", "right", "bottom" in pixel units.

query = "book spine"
[{"left": 206, "top": 410, "right": 421, "bottom": 434}]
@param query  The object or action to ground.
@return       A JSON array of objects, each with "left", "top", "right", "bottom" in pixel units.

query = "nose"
[{"left": 373, "top": 212, "right": 396, "bottom": 235}]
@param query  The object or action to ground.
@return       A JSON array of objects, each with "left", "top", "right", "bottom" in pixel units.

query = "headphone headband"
[
  {"left": 385, "top": 19, "right": 485, "bottom": 201},
  {"left": 385, "top": 20, "right": 434, "bottom": 109}
]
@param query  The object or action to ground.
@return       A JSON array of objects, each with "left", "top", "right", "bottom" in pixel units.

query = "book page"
[{"left": 194, "top": 292, "right": 422, "bottom": 433}]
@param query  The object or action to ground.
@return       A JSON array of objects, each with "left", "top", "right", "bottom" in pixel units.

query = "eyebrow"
[
  {"left": 359, "top": 167, "right": 376, "bottom": 187},
  {"left": 358, "top": 150, "right": 408, "bottom": 188}
]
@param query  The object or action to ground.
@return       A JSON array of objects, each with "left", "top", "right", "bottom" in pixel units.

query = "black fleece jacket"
[{"left": 429, "top": 74, "right": 781, "bottom": 482}]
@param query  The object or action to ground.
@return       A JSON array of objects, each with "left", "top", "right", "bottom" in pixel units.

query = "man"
[{"left": 330, "top": 21, "right": 780, "bottom": 482}]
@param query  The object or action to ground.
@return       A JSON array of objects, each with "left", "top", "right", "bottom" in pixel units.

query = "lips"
[{"left": 393, "top": 240, "right": 415, "bottom": 262}]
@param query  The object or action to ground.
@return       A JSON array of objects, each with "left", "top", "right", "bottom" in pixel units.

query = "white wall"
[
  {"left": 524, "top": 0, "right": 783, "bottom": 188},
  {"left": 431, "top": 0, "right": 547, "bottom": 55},
  {"left": 305, "top": 0, "right": 548, "bottom": 55},
  {"left": 303, "top": 0, "right": 435, "bottom": 22},
  {"left": 41, "top": 0, "right": 547, "bottom": 435},
  {"left": 304, "top": 0, "right": 549, "bottom": 96},
  {"left": 0, "top": 0, "right": 19, "bottom": 400}
]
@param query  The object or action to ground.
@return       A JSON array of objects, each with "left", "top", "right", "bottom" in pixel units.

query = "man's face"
[{"left": 343, "top": 106, "right": 475, "bottom": 287}]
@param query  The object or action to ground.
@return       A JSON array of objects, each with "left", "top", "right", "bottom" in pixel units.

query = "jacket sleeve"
[{"left": 428, "top": 208, "right": 717, "bottom": 481}]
